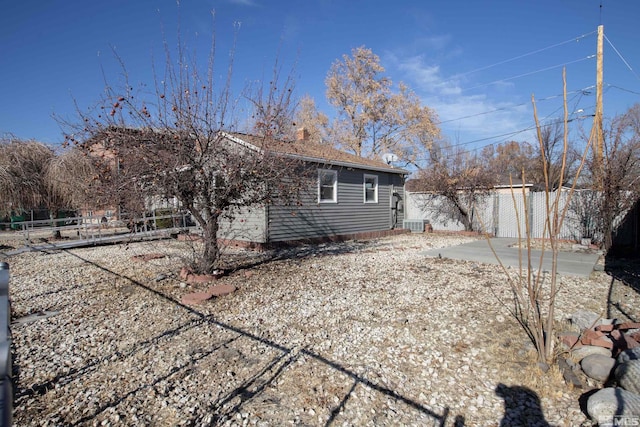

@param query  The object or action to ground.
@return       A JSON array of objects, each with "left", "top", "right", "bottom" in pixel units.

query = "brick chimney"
[{"left": 296, "top": 127, "right": 310, "bottom": 142}]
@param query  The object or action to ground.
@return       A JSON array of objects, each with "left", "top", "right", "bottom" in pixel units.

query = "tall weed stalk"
[{"left": 482, "top": 69, "right": 593, "bottom": 363}]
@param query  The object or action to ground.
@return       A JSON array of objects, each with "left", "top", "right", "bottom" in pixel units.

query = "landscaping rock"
[
  {"left": 583, "top": 329, "right": 606, "bottom": 340},
  {"left": 181, "top": 283, "right": 237, "bottom": 305},
  {"left": 571, "top": 345, "right": 613, "bottom": 363},
  {"left": 595, "top": 324, "right": 615, "bottom": 333},
  {"left": 207, "top": 284, "right": 237, "bottom": 297},
  {"left": 537, "top": 362, "right": 550, "bottom": 373},
  {"left": 618, "top": 347, "right": 640, "bottom": 365},
  {"left": 580, "top": 329, "right": 614, "bottom": 349},
  {"left": 187, "top": 273, "right": 222, "bottom": 284},
  {"left": 570, "top": 309, "right": 601, "bottom": 331},
  {"left": 559, "top": 332, "right": 581, "bottom": 349},
  {"left": 180, "top": 267, "right": 226, "bottom": 284},
  {"left": 587, "top": 387, "right": 640, "bottom": 423},
  {"left": 615, "top": 360, "right": 640, "bottom": 394},
  {"left": 618, "top": 322, "right": 640, "bottom": 331},
  {"left": 558, "top": 356, "right": 584, "bottom": 389},
  {"left": 611, "top": 330, "right": 640, "bottom": 353},
  {"left": 590, "top": 337, "right": 615, "bottom": 349},
  {"left": 181, "top": 291, "right": 213, "bottom": 305},
  {"left": 580, "top": 354, "right": 615, "bottom": 382}
]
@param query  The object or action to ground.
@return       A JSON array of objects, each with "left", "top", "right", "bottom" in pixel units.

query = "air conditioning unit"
[{"left": 403, "top": 219, "right": 426, "bottom": 233}]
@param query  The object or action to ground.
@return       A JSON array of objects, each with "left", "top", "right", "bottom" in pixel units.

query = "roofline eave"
[
  {"left": 221, "top": 131, "right": 408, "bottom": 176},
  {"left": 283, "top": 152, "right": 408, "bottom": 175}
]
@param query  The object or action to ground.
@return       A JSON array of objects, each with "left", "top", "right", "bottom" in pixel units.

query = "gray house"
[{"left": 218, "top": 130, "right": 408, "bottom": 248}]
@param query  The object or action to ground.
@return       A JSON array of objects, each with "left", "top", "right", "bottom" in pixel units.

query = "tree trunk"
[
  {"left": 601, "top": 190, "right": 615, "bottom": 251},
  {"left": 200, "top": 214, "right": 220, "bottom": 274},
  {"left": 450, "top": 195, "right": 474, "bottom": 231},
  {"left": 603, "top": 220, "right": 614, "bottom": 252}
]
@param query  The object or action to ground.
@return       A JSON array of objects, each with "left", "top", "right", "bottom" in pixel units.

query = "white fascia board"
[{"left": 283, "top": 152, "right": 408, "bottom": 176}]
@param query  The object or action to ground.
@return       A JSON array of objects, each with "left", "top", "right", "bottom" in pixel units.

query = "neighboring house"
[
  {"left": 218, "top": 129, "right": 409, "bottom": 247},
  {"left": 493, "top": 175, "right": 533, "bottom": 195}
]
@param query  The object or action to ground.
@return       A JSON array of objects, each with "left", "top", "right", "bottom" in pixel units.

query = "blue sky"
[{"left": 2, "top": 0, "right": 639, "bottom": 156}]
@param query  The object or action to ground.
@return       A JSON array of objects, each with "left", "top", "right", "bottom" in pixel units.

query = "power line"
[
  {"left": 412, "top": 29, "right": 626, "bottom": 164},
  {"left": 450, "top": 31, "right": 597, "bottom": 80},
  {"left": 604, "top": 34, "right": 640, "bottom": 82},
  {"left": 606, "top": 84, "right": 640, "bottom": 96},
  {"left": 460, "top": 56, "right": 595, "bottom": 93},
  {"left": 437, "top": 86, "right": 595, "bottom": 125},
  {"left": 421, "top": 97, "right": 592, "bottom": 162}
]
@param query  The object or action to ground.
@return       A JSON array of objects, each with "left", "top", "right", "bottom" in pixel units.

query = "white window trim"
[
  {"left": 363, "top": 174, "right": 378, "bottom": 203},
  {"left": 318, "top": 169, "right": 338, "bottom": 203}
]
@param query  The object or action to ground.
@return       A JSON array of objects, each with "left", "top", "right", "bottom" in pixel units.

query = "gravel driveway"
[{"left": 4, "top": 233, "right": 637, "bottom": 426}]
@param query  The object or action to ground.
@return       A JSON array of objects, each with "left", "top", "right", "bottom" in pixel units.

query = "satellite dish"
[{"left": 382, "top": 152, "right": 399, "bottom": 165}]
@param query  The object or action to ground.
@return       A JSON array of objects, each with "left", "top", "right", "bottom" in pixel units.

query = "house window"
[
  {"left": 364, "top": 174, "right": 378, "bottom": 203},
  {"left": 318, "top": 169, "right": 337, "bottom": 203}
]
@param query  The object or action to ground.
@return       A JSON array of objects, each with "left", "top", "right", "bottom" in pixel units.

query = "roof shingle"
[{"left": 227, "top": 132, "right": 406, "bottom": 175}]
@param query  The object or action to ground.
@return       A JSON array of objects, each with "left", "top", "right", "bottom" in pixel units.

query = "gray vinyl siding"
[
  {"left": 218, "top": 205, "right": 267, "bottom": 243},
  {"left": 267, "top": 166, "right": 405, "bottom": 242}
]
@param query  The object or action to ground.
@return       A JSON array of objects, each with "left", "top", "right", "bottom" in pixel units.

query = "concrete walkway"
[{"left": 424, "top": 238, "right": 601, "bottom": 277}]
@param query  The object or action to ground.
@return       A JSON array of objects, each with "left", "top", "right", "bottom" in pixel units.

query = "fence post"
[
  {"left": 528, "top": 190, "right": 534, "bottom": 238},
  {"left": 493, "top": 193, "right": 499, "bottom": 237}
]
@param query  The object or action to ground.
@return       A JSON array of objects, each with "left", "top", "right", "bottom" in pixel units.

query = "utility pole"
[{"left": 593, "top": 24, "right": 604, "bottom": 188}]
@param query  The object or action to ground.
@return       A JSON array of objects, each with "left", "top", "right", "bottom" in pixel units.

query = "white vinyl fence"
[{"left": 406, "top": 190, "right": 594, "bottom": 240}]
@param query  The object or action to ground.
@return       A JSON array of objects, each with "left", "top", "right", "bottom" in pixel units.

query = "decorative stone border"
[{"left": 181, "top": 284, "right": 237, "bottom": 305}]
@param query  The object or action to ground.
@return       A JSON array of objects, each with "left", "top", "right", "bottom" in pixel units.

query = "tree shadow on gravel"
[
  {"left": 14, "top": 315, "right": 210, "bottom": 399},
  {"left": 495, "top": 383, "right": 550, "bottom": 427},
  {"left": 13, "top": 246, "right": 459, "bottom": 426},
  {"left": 222, "top": 238, "right": 394, "bottom": 275},
  {"left": 604, "top": 255, "right": 640, "bottom": 321},
  {"left": 208, "top": 350, "right": 301, "bottom": 424},
  {"left": 69, "top": 335, "right": 242, "bottom": 427}
]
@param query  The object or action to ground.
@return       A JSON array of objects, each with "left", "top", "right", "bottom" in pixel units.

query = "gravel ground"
[{"left": 3, "top": 232, "right": 639, "bottom": 426}]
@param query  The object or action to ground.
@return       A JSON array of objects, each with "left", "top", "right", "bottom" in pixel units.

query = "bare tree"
[
  {"left": 581, "top": 104, "right": 640, "bottom": 250},
  {"left": 62, "top": 14, "right": 309, "bottom": 274},
  {"left": 247, "top": 60, "right": 298, "bottom": 140},
  {"left": 293, "top": 95, "right": 329, "bottom": 144},
  {"left": 533, "top": 121, "right": 578, "bottom": 189},
  {"left": 0, "top": 136, "right": 53, "bottom": 216},
  {"left": 45, "top": 148, "right": 96, "bottom": 213},
  {"left": 0, "top": 136, "right": 90, "bottom": 237},
  {"left": 412, "top": 142, "right": 495, "bottom": 231},
  {"left": 482, "top": 140, "right": 535, "bottom": 181},
  {"left": 324, "top": 46, "right": 440, "bottom": 165},
  {"left": 481, "top": 128, "right": 576, "bottom": 190}
]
